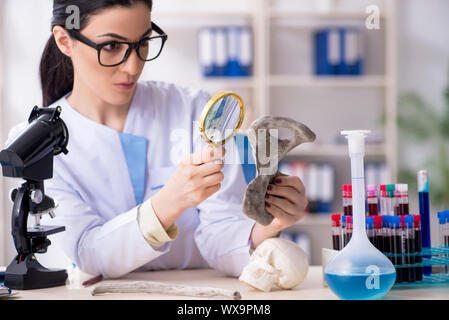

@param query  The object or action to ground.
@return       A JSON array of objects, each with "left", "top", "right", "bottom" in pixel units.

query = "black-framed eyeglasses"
[{"left": 66, "top": 22, "right": 168, "bottom": 67}]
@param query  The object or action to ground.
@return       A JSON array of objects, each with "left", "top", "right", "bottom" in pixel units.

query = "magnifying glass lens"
[{"left": 204, "top": 96, "right": 242, "bottom": 144}]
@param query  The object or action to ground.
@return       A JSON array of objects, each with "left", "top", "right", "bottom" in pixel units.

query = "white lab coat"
[{"left": 7, "top": 81, "right": 255, "bottom": 279}]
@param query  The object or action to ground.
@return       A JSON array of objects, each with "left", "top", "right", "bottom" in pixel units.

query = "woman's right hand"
[{"left": 151, "top": 146, "right": 226, "bottom": 230}]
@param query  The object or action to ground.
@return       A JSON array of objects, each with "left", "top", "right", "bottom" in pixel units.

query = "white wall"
[
  {"left": 0, "top": 0, "right": 5, "bottom": 265},
  {"left": 1, "top": 0, "right": 53, "bottom": 265},
  {"left": 397, "top": 0, "right": 449, "bottom": 112},
  {"left": 396, "top": 0, "right": 449, "bottom": 246}
]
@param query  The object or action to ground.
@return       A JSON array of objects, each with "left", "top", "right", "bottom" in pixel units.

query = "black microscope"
[{"left": 0, "top": 106, "right": 69, "bottom": 290}]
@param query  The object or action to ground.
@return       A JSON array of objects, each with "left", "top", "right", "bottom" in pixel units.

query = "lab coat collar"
[{"left": 58, "top": 83, "right": 143, "bottom": 136}]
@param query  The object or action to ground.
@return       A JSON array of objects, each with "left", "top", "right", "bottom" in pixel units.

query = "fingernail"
[
  {"left": 275, "top": 179, "right": 281, "bottom": 184},
  {"left": 265, "top": 194, "right": 269, "bottom": 199},
  {"left": 267, "top": 185, "right": 272, "bottom": 191},
  {"left": 265, "top": 202, "right": 271, "bottom": 208}
]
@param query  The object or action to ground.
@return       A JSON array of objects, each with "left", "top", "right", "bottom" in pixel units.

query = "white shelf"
[
  {"left": 154, "top": 9, "right": 386, "bottom": 21},
  {"left": 268, "top": 10, "right": 387, "bottom": 20},
  {"left": 178, "top": 78, "right": 256, "bottom": 90},
  {"left": 154, "top": 11, "right": 253, "bottom": 20},
  {"left": 181, "top": 75, "right": 389, "bottom": 90},
  {"left": 288, "top": 143, "right": 387, "bottom": 157},
  {"left": 269, "top": 75, "right": 389, "bottom": 88},
  {"left": 287, "top": 213, "right": 333, "bottom": 228}
]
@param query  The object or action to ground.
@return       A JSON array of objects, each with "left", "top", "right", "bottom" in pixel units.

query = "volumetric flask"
[{"left": 324, "top": 130, "right": 396, "bottom": 300}]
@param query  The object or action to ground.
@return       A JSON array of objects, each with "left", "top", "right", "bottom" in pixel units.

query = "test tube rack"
[{"left": 386, "top": 246, "right": 449, "bottom": 287}]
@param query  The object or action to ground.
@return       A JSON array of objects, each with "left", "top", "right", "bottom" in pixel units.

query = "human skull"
[{"left": 239, "top": 238, "right": 309, "bottom": 292}]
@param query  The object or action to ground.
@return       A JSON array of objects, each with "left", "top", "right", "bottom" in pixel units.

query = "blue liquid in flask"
[{"left": 324, "top": 272, "right": 396, "bottom": 300}]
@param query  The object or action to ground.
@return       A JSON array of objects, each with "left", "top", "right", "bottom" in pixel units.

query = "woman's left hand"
[
  {"left": 249, "top": 175, "right": 308, "bottom": 248},
  {"left": 264, "top": 175, "right": 308, "bottom": 230}
]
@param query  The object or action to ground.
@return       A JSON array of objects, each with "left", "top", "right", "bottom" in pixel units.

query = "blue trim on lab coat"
[
  {"left": 234, "top": 134, "right": 256, "bottom": 185},
  {"left": 119, "top": 133, "right": 148, "bottom": 206}
]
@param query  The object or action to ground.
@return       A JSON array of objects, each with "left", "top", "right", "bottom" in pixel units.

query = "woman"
[{"left": 8, "top": 0, "right": 308, "bottom": 279}]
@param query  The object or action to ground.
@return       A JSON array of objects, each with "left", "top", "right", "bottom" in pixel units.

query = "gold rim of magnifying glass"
[{"left": 199, "top": 91, "right": 245, "bottom": 147}]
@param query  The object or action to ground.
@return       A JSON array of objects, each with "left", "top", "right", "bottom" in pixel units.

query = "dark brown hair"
[{"left": 40, "top": 0, "right": 153, "bottom": 107}]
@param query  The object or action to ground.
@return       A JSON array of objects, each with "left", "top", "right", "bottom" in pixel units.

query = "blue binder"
[
  {"left": 226, "top": 27, "right": 242, "bottom": 77},
  {"left": 214, "top": 27, "right": 227, "bottom": 77},
  {"left": 314, "top": 28, "right": 340, "bottom": 75},
  {"left": 198, "top": 27, "right": 215, "bottom": 77},
  {"left": 238, "top": 27, "right": 253, "bottom": 77},
  {"left": 338, "top": 27, "right": 363, "bottom": 75},
  {"left": 199, "top": 26, "right": 253, "bottom": 78},
  {"left": 227, "top": 26, "right": 253, "bottom": 77}
]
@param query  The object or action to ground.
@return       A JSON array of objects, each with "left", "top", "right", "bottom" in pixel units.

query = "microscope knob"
[
  {"left": 9, "top": 188, "right": 18, "bottom": 203},
  {"left": 30, "top": 190, "right": 44, "bottom": 204}
]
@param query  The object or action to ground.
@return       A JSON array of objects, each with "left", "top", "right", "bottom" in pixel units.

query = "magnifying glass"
[{"left": 199, "top": 91, "right": 245, "bottom": 147}]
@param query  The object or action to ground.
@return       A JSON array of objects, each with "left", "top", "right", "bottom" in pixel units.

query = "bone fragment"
[
  {"left": 243, "top": 116, "right": 316, "bottom": 225},
  {"left": 91, "top": 281, "right": 241, "bottom": 300}
]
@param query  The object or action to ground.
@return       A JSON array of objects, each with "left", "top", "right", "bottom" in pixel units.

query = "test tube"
[
  {"left": 331, "top": 214, "right": 342, "bottom": 251},
  {"left": 391, "top": 216, "right": 403, "bottom": 283},
  {"left": 386, "top": 184, "right": 396, "bottom": 215},
  {"left": 404, "top": 215, "right": 416, "bottom": 282},
  {"left": 383, "top": 216, "right": 391, "bottom": 258},
  {"left": 341, "top": 215, "right": 347, "bottom": 248},
  {"left": 414, "top": 215, "right": 423, "bottom": 281},
  {"left": 438, "top": 211, "right": 446, "bottom": 247},
  {"left": 443, "top": 211, "right": 449, "bottom": 274},
  {"left": 366, "top": 217, "right": 375, "bottom": 245},
  {"left": 400, "top": 215, "right": 409, "bottom": 282},
  {"left": 380, "top": 184, "right": 387, "bottom": 215},
  {"left": 438, "top": 211, "right": 448, "bottom": 274},
  {"left": 418, "top": 170, "right": 431, "bottom": 276},
  {"left": 344, "top": 216, "right": 353, "bottom": 247},
  {"left": 394, "top": 184, "right": 401, "bottom": 215},
  {"left": 342, "top": 185, "right": 347, "bottom": 214},
  {"left": 342, "top": 185, "right": 353, "bottom": 216},
  {"left": 373, "top": 216, "right": 384, "bottom": 252},
  {"left": 366, "top": 185, "right": 379, "bottom": 216},
  {"left": 398, "top": 184, "right": 410, "bottom": 215},
  {"left": 347, "top": 185, "right": 353, "bottom": 216}
]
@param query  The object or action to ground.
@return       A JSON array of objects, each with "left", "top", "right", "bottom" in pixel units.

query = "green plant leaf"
[{"left": 397, "top": 93, "right": 440, "bottom": 140}]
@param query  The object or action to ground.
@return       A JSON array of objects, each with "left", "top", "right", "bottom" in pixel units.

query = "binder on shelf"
[
  {"left": 214, "top": 28, "right": 228, "bottom": 77},
  {"left": 314, "top": 28, "right": 340, "bottom": 75},
  {"left": 365, "top": 162, "right": 391, "bottom": 187},
  {"left": 227, "top": 27, "right": 241, "bottom": 77},
  {"left": 314, "top": 27, "right": 364, "bottom": 76},
  {"left": 198, "top": 27, "right": 215, "bottom": 77},
  {"left": 238, "top": 27, "right": 253, "bottom": 77},
  {"left": 198, "top": 26, "right": 253, "bottom": 78},
  {"left": 338, "top": 28, "right": 363, "bottom": 75},
  {"left": 306, "top": 163, "right": 320, "bottom": 213},
  {"left": 280, "top": 160, "right": 335, "bottom": 214},
  {"left": 317, "top": 163, "right": 334, "bottom": 214}
]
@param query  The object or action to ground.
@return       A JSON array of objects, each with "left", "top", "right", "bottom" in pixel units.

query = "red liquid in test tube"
[
  {"left": 380, "top": 184, "right": 387, "bottom": 215},
  {"left": 398, "top": 184, "right": 409, "bottom": 215},
  {"left": 342, "top": 184, "right": 353, "bottom": 216},
  {"left": 331, "top": 214, "right": 342, "bottom": 251},
  {"left": 366, "top": 184, "right": 379, "bottom": 216}
]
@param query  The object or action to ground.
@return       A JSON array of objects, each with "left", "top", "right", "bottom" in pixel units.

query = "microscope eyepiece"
[{"left": 0, "top": 106, "right": 69, "bottom": 180}]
